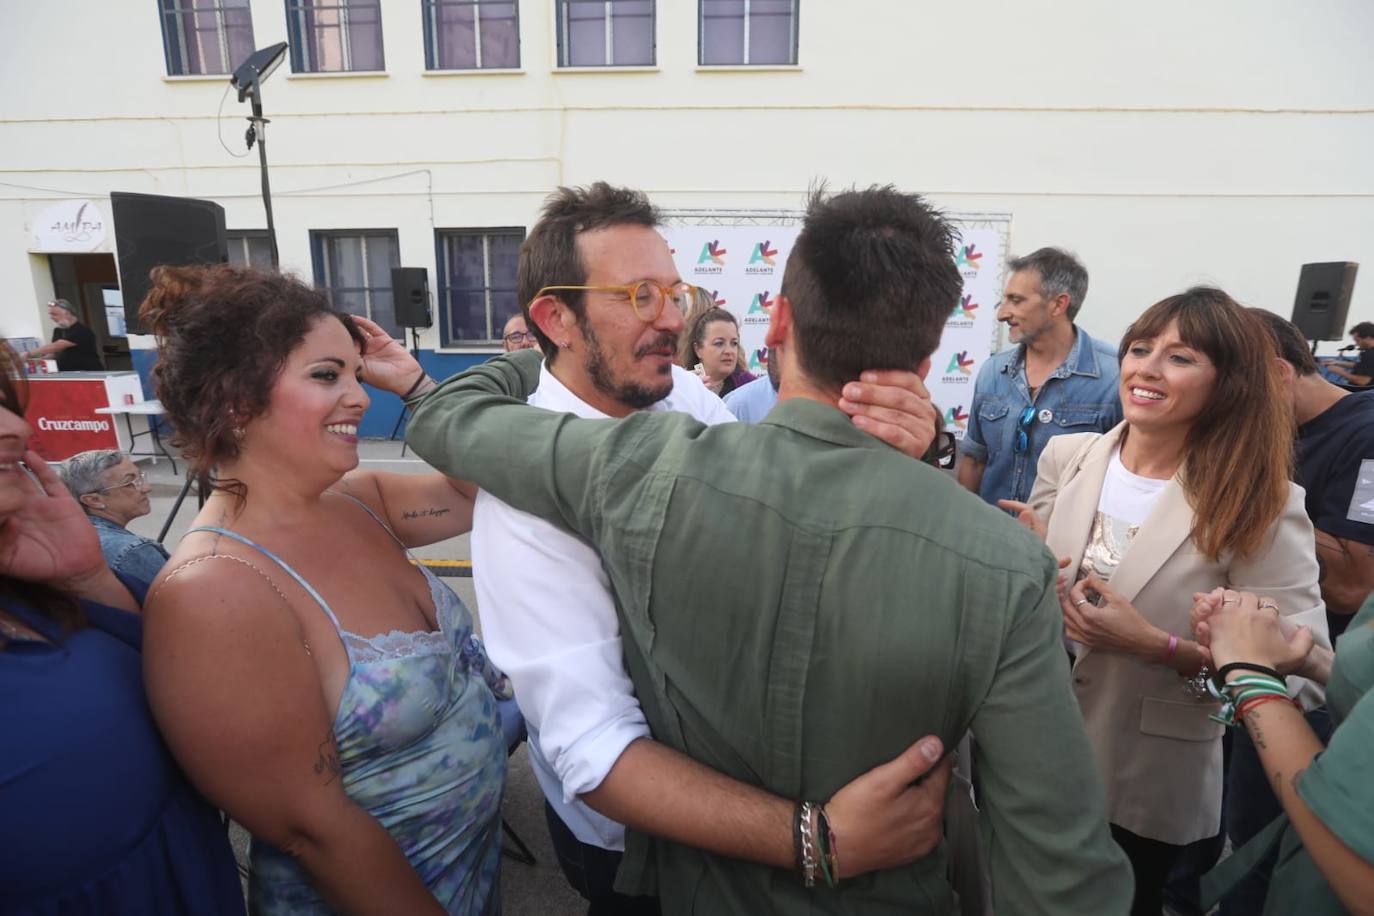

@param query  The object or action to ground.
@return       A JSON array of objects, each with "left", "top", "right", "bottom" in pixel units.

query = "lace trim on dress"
[{"left": 342, "top": 627, "right": 450, "bottom": 664}]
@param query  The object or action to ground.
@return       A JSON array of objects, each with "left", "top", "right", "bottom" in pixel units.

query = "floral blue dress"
[{"left": 192, "top": 497, "right": 510, "bottom": 915}]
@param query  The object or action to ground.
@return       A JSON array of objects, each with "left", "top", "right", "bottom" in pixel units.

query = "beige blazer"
[{"left": 1029, "top": 426, "right": 1328, "bottom": 845}]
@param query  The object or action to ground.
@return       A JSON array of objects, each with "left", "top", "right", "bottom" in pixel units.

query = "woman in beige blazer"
[{"left": 1012, "top": 288, "right": 1328, "bottom": 915}]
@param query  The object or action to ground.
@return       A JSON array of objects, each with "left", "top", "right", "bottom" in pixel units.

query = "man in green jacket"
[{"left": 409, "top": 185, "right": 1132, "bottom": 914}]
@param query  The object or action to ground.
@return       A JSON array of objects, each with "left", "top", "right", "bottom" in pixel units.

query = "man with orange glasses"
[{"left": 413, "top": 182, "right": 951, "bottom": 914}]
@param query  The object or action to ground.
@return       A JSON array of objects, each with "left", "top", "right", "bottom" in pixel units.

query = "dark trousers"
[
  {"left": 1111, "top": 823, "right": 1185, "bottom": 916},
  {"left": 544, "top": 802, "right": 661, "bottom": 916}
]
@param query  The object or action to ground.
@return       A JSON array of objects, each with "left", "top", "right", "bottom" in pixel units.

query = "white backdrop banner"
[
  {"left": 662, "top": 226, "right": 801, "bottom": 376},
  {"left": 662, "top": 218, "right": 1007, "bottom": 438}
]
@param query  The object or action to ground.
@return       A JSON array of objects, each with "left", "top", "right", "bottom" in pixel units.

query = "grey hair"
[
  {"left": 1007, "top": 247, "right": 1089, "bottom": 320},
  {"left": 59, "top": 449, "right": 125, "bottom": 501},
  {"left": 50, "top": 298, "right": 79, "bottom": 317}
]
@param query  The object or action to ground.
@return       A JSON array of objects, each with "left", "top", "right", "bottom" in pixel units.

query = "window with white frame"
[
  {"left": 699, "top": 0, "right": 797, "bottom": 65},
  {"left": 437, "top": 229, "right": 523, "bottom": 345},
  {"left": 159, "top": 0, "right": 257, "bottom": 75},
  {"left": 424, "top": 0, "right": 520, "bottom": 69},
  {"left": 286, "top": 0, "right": 385, "bottom": 73},
  {"left": 557, "top": 0, "right": 654, "bottom": 67},
  {"left": 226, "top": 231, "right": 273, "bottom": 269},
  {"left": 311, "top": 231, "right": 402, "bottom": 336}
]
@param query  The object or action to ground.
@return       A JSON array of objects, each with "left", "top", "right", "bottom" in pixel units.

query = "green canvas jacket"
[{"left": 408, "top": 350, "right": 1132, "bottom": 915}]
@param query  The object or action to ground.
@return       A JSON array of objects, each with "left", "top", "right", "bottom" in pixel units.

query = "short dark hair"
[
  {"left": 1250, "top": 308, "right": 1319, "bottom": 376},
  {"left": 1350, "top": 321, "right": 1374, "bottom": 338},
  {"left": 139, "top": 264, "right": 365, "bottom": 500},
  {"left": 1006, "top": 247, "right": 1089, "bottom": 320},
  {"left": 680, "top": 307, "right": 738, "bottom": 369},
  {"left": 781, "top": 185, "right": 961, "bottom": 392},
  {"left": 517, "top": 182, "right": 660, "bottom": 362}
]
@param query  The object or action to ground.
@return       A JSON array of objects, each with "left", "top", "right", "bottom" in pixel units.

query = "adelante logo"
[
  {"left": 707, "top": 289, "right": 726, "bottom": 307},
  {"left": 944, "top": 405, "right": 969, "bottom": 429},
  {"left": 955, "top": 244, "right": 983, "bottom": 272},
  {"left": 749, "top": 241, "right": 778, "bottom": 265},
  {"left": 749, "top": 348, "right": 769, "bottom": 372},
  {"left": 950, "top": 294, "right": 979, "bottom": 321},
  {"left": 697, "top": 240, "right": 727, "bottom": 266},
  {"left": 748, "top": 291, "right": 774, "bottom": 314},
  {"left": 945, "top": 351, "right": 975, "bottom": 375}
]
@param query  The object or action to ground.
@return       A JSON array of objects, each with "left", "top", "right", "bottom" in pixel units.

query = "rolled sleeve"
[
  {"left": 472, "top": 491, "right": 650, "bottom": 799},
  {"left": 960, "top": 434, "right": 989, "bottom": 464},
  {"left": 961, "top": 363, "right": 993, "bottom": 463}
]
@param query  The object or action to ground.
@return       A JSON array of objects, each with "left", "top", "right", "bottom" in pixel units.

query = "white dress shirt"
[{"left": 473, "top": 362, "right": 736, "bottom": 850}]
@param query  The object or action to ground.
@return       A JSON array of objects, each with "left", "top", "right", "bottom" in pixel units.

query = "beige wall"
[{"left": 3, "top": 0, "right": 1372, "bottom": 348}]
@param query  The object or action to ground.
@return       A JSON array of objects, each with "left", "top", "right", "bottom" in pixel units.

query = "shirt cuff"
[
  {"left": 960, "top": 437, "right": 988, "bottom": 463},
  {"left": 547, "top": 713, "right": 652, "bottom": 801}
]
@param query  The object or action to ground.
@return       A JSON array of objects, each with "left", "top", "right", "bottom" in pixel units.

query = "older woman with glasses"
[{"left": 59, "top": 448, "right": 169, "bottom": 594}]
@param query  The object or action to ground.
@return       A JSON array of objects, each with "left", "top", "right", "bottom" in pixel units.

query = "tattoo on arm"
[
  {"left": 313, "top": 731, "right": 341, "bottom": 786},
  {"left": 1246, "top": 708, "right": 1268, "bottom": 751},
  {"left": 402, "top": 507, "right": 452, "bottom": 520}
]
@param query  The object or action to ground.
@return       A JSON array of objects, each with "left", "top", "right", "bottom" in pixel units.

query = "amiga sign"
[{"left": 30, "top": 199, "right": 109, "bottom": 253}]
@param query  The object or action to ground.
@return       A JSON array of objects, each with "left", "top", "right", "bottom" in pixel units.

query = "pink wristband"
[{"left": 1157, "top": 633, "right": 1179, "bottom": 664}]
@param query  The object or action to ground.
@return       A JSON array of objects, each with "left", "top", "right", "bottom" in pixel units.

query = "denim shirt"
[
  {"left": 962, "top": 326, "right": 1123, "bottom": 505},
  {"left": 89, "top": 515, "right": 171, "bottom": 594}
]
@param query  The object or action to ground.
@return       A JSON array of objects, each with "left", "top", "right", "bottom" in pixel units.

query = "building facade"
[{"left": 2, "top": 0, "right": 1372, "bottom": 435}]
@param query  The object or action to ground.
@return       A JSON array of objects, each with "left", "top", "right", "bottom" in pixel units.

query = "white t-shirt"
[
  {"left": 1079, "top": 448, "right": 1171, "bottom": 590},
  {"left": 1098, "top": 447, "right": 1169, "bottom": 526}
]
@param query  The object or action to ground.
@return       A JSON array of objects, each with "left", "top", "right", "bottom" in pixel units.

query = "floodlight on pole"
[{"left": 229, "top": 42, "right": 288, "bottom": 268}]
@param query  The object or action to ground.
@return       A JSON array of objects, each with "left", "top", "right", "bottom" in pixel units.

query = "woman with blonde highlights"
[{"left": 1004, "top": 287, "right": 1328, "bottom": 915}]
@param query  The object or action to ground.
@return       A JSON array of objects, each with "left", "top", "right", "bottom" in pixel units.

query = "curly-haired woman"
[{"left": 138, "top": 265, "right": 512, "bottom": 915}]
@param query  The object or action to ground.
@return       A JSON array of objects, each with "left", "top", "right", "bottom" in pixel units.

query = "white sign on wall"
[
  {"left": 30, "top": 199, "right": 108, "bottom": 253},
  {"left": 662, "top": 217, "right": 1008, "bottom": 438}
]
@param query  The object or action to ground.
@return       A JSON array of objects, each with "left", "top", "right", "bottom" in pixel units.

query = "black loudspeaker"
[
  {"left": 391, "top": 267, "right": 432, "bottom": 328},
  {"left": 110, "top": 192, "right": 228, "bottom": 335},
  {"left": 1291, "top": 261, "right": 1359, "bottom": 342}
]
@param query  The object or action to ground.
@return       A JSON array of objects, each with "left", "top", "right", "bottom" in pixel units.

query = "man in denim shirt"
[
  {"left": 958, "top": 248, "right": 1122, "bottom": 506},
  {"left": 59, "top": 449, "right": 169, "bottom": 593}
]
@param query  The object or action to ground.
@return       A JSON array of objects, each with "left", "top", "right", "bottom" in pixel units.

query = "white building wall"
[{"left": 2, "top": 0, "right": 1372, "bottom": 349}]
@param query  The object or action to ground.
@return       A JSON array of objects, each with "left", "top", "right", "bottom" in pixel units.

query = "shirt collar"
[
  {"left": 1002, "top": 325, "right": 1102, "bottom": 379},
  {"left": 88, "top": 514, "right": 123, "bottom": 531},
  {"left": 758, "top": 397, "right": 892, "bottom": 452}
]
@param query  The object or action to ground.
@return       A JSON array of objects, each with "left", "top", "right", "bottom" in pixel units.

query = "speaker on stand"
[
  {"left": 110, "top": 192, "right": 231, "bottom": 540},
  {"left": 1291, "top": 261, "right": 1359, "bottom": 353},
  {"left": 389, "top": 267, "right": 433, "bottom": 456}
]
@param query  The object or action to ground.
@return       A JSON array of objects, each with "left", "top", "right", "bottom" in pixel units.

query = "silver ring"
[
  {"left": 1073, "top": 598, "right": 1090, "bottom": 608},
  {"left": 1258, "top": 600, "right": 1278, "bottom": 612},
  {"left": 1221, "top": 597, "right": 1240, "bottom": 606}
]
